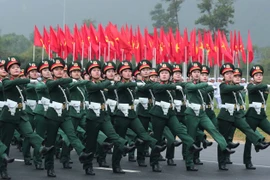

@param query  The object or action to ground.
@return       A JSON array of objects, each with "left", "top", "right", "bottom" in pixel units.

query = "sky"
[{"left": 0, "top": 0, "right": 269, "bottom": 47}]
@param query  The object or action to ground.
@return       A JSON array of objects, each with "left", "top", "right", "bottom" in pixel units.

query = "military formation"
[{"left": 0, "top": 56, "right": 269, "bottom": 179}]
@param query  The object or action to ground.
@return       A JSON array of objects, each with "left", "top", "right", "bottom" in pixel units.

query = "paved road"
[{"left": 5, "top": 142, "right": 270, "bottom": 180}]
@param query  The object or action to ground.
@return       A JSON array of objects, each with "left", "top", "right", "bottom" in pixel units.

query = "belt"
[
  {"left": 155, "top": 102, "right": 173, "bottom": 108},
  {"left": 249, "top": 104, "right": 265, "bottom": 108},
  {"left": 101, "top": 103, "right": 106, "bottom": 111},
  {"left": 17, "top": 103, "right": 23, "bottom": 109},
  {"left": 205, "top": 105, "right": 212, "bottom": 109},
  {"left": 148, "top": 99, "right": 153, "bottom": 104},
  {"left": 62, "top": 104, "right": 67, "bottom": 109},
  {"left": 221, "top": 104, "right": 244, "bottom": 110}
]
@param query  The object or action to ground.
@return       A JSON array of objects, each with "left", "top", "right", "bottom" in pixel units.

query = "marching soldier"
[
  {"left": 0, "top": 56, "right": 52, "bottom": 179},
  {"left": 82, "top": 60, "right": 135, "bottom": 175},
  {"left": 244, "top": 65, "right": 270, "bottom": 170},
  {"left": 44, "top": 58, "right": 91, "bottom": 177},
  {"left": 184, "top": 62, "right": 235, "bottom": 171},
  {"left": 112, "top": 60, "right": 166, "bottom": 173},
  {"left": 217, "top": 63, "right": 269, "bottom": 171},
  {"left": 149, "top": 62, "right": 202, "bottom": 172}
]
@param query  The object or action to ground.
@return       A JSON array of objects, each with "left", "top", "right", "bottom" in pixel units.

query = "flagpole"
[
  {"left": 183, "top": 46, "right": 187, "bottom": 82},
  {"left": 99, "top": 42, "right": 101, "bottom": 60},
  {"left": 72, "top": 43, "right": 75, "bottom": 62},
  {"left": 42, "top": 47, "right": 44, "bottom": 60},
  {"left": 32, "top": 45, "right": 36, "bottom": 62},
  {"left": 153, "top": 48, "right": 157, "bottom": 68},
  {"left": 144, "top": 46, "right": 147, "bottom": 59},
  {"left": 121, "top": 49, "right": 124, "bottom": 61},
  {"left": 89, "top": 43, "right": 92, "bottom": 61},
  {"left": 107, "top": 42, "right": 110, "bottom": 61},
  {"left": 81, "top": 43, "right": 84, "bottom": 66},
  {"left": 246, "top": 51, "right": 249, "bottom": 83},
  {"left": 48, "top": 44, "right": 51, "bottom": 59}
]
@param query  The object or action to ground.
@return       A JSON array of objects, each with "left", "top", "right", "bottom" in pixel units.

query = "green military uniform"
[
  {"left": 0, "top": 57, "right": 44, "bottom": 179},
  {"left": 112, "top": 61, "right": 163, "bottom": 173},
  {"left": 217, "top": 63, "right": 266, "bottom": 171},
  {"left": 185, "top": 62, "right": 229, "bottom": 171},
  {"left": 44, "top": 58, "right": 90, "bottom": 177},
  {"left": 149, "top": 62, "right": 198, "bottom": 172},
  {"left": 22, "top": 62, "right": 40, "bottom": 166},
  {"left": 244, "top": 65, "right": 270, "bottom": 169},
  {"left": 83, "top": 60, "right": 130, "bottom": 175}
]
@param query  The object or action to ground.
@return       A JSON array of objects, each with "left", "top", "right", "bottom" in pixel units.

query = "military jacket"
[
  {"left": 246, "top": 83, "right": 268, "bottom": 120},
  {"left": 172, "top": 82, "right": 187, "bottom": 116},
  {"left": 33, "top": 81, "right": 50, "bottom": 116},
  {"left": 25, "top": 83, "right": 38, "bottom": 115}
]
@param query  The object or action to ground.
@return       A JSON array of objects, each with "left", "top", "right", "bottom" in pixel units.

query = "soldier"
[
  {"left": 149, "top": 62, "right": 202, "bottom": 172},
  {"left": 217, "top": 63, "right": 269, "bottom": 171},
  {"left": 184, "top": 62, "right": 235, "bottom": 171},
  {"left": 0, "top": 56, "right": 53, "bottom": 179},
  {"left": 244, "top": 65, "right": 270, "bottom": 170},
  {"left": 44, "top": 58, "right": 91, "bottom": 177},
  {"left": 22, "top": 62, "right": 40, "bottom": 167},
  {"left": 112, "top": 60, "right": 166, "bottom": 173},
  {"left": 149, "top": 68, "right": 158, "bottom": 82},
  {"left": 82, "top": 60, "right": 135, "bottom": 175}
]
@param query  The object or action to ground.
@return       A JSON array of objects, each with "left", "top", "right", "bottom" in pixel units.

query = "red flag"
[
  {"left": 247, "top": 31, "right": 254, "bottom": 63},
  {"left": 57, "top": 26, "right": 67, "bottom": 59},
  {"left": 65, "top": 25, "right": 73, "bottom": 55},
  {"left": 183, "top": 28, "right": 189, "bottom": 63},
  {"left": 238, "top": 31, "right": 246, "bottom": 63},
  {"left": 197, "top": 30, "right": 204, "bottom": 63},
  {"left": 34, "top": 26, "right": 43, "bottom": 47},
  {"left": 175, "top": 29, "right": 183, "bottom": 63},
  {"left": 168, "top": 28, "right": 176, "bottom": 62},
  {"left": 50, "top": 26, "right": 59, "bottom": 53},
  {"left": 43, "top": 27, "right": 51, "bottom": 57},
  {"left": 189, "top": 29, "right": 196, "bottom": 61}
]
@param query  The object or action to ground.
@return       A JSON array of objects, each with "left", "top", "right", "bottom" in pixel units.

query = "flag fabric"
[
  {"left": 238, "top": 31, "right": 246, "bottom": 63},
  {"left": 34, "top": 26, "right": 43, "bottom": 47},
  {"left": 247, "top": 30, "right": 254, "bottom": 63}
]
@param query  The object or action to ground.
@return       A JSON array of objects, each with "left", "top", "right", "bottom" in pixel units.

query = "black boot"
[
  {"left": 1, "top": 170, "right": 11, "bottom": 179},
  {"left": 174, "top": 140, "right": 182, "bottom": 147},
  {"left": 225, "top": 156, "right": 233, "bottom": 164},
  {"left": 255, "top": 143, "right": 270, "bottom": 152},
  {"left": 219, "top": 164, "right": 228, "bottom": 171},
  {"left": 144, "top": 151, "right": 150, "bottom": 157},
  {"left": 193, "top": 158, "right": 203, "bottom": 165},
  {"left": 138, "top": 160, "right": 147, "bottom": 167},
  {"left": 79, "top": 152, "right": 93, "bottom": 163},
  {"left": 153, "top": 145, "right": 167, "bottom": 153},
  {"left": 186, "top": 166, "right": 198, "bottom": 171},
  {"left": 202, "top": 139, "right": 213, "bottom": 149},
  {"left": 2, "top": 154, "right": 14, "bottom": 164},
  {"left": 98, "top": 160, "right": 110, "bottom": 168},
  {"left": 245, "top": 163, "right": 256, "bottom": 170},
  {"left": 35, "top": 164, "right": 44, "bottom": 170},
  {"left": 223, "top": 148, "right": 235, "bottom": 154},
  {"left": 123, "top": 144, "right": 136, "bottom": 154},
  {"left": 167, "top": 159, "right": 176, "bottom": 166},
  {"left": 152, "top": 164, "right": 162, "bottom": 172},
  {"left": 47, "top": 169, "right": 56, "bottom": 177},
  {"left": 63, "top": 162, "right": 72, "bottom": 169},
  {"left": 128, "top": 155, "right": 136, "bottom": 162},
  {"left": 24, "top": 160, "right": 32, "bottom": 166},
  {"left": 158, "top": 154, "right": 166, "bottom": 161},
  {"left": 102, "top": 142, "right": 114, "bottom": 152},
  {"left": 40, "top": 146, "right": 54, "bottom": 155},
  {"left": 85, "top": 166, "right": 95, "bottom": 175},
  {"left": 189, "top": 144, "right": 203, "bottom": 153},
  {"left": 135, "top": 138, "right": 144, "bottom": 146},
  {"left": 113, "top": 167, "right": 125, "bottom": 174},
  {"left": 228, "top": 142, "right": 240, "bottom": 149}
]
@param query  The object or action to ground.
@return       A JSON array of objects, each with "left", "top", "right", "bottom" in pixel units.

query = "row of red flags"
[{"left": 34, "top": 22, "right": 254, "bottom": 66}]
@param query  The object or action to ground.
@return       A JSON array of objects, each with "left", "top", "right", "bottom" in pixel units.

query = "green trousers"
[
  {"left": 112, "top": 116, "right": 157, "bottom": 169},
  {"left": 217, "top": 117, "right": 261, "bottom": 166},
  {"left": 22, "top": 113, "right": 35, "bottom": 163},
  {"left": 137, "top": 115, "right": 151, "bottom": 162},
  {"left": 44, "top": 117, "right": 85, "bottom": 170},
  {"left": 150, "top": 115, "right": 194, "bottom": 167},
  {"left": 185, "top": 113, "right": 228, "bottom": 168},
  {"left": 83, "top": 116, "right": 127, "bottom": 170},
  {"left": 0, "top": 119, "right": 43, "bottom": 172},
  {"left": 60, "top": 116, "right": 86, "bottom": 164},
  {"left": 163, "top": 126, "right": 176, "bottom": 159},
  {"left": 243, "top": 117, "right": 270, "bottom": 165}
]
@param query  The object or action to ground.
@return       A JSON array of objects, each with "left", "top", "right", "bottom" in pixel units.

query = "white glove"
[
  {"left": 110, "top": 81, "right": 115, "bottom": 86},
  {"left": 30, "top": 79, "right": 38, "bottom": 84},
  {"left": 267, "top": 85, "right": 270, "bottom": 89},
  {"left": 137, "top": 82, "right": 145, "bottom": 87},
  {"left": 207, "top": 82, "right": 213, "bottom": 86},
  {"left": 244, "top": 85, "right": 248, "bottom": 91},
  {"left": 213, "top": 86, "right": 217, "bottom": 90},
  {"left": 72, "top": 79, "right": 77, "bottom": 82},
  {"left": 176, "top": 85, "right": 182, "bottom": 90}
]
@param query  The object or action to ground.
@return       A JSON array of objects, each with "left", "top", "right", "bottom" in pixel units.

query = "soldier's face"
[
  {"left": 173, "top": 72, "right": 182, "bottom": 81},
  {"left": 136, "top": 74, "right": 142, "bottom": 81},
  {"left": 200, "top": 73, "right": 208, "bottom": 82},
  {"left": 114, "top": 74, "right": 121, "bottom": 82},
  {"left": 71, "top": 70, "right": 81, "bottom": 80},
  {"left": 140, "top": 68, "right": 150, "bottom": 77},
  {"left": 159, "top": 70, "right": 170, "bottom": 82},
  {"left": 105, "top": 69, "right": 115, "bottom": 80},
  {"left": 41, "top": 68, "right": 51, "bottom": 79},
  {"left": 83, "top": 74, "right": 90, "bottom": 80},
  {"left": 150, "top": 75, "right": 158, "bottom": 82},
  {"left": 121, "top": 69, "right": 132, "bottom": 80},
  {"left": 29, "top": 70, "right": 38, "bottom": 79},
  {"left": 63, "top": 71, "right": 69, "bottom": 78},
  {"left": 0, "top": 66, "right": 7, "bottom": 77},
  {"left": 253, "top": 73, "right": 263, "bottom": 83},
  {"left": 224, "top": 71, "right": 233, "bottom": 81},
  {"left": 191, "top": 70, "right": 201, "bottom": 80},
  {"left": 52, "top": 67, "right": 64, "bottom": 78},
  {"left": 91, "top": 68, "right": 101, "bottom": 79},
  {"left": 233, "top": 75, "right": 241, "bottom": 84},
  {"left": 9, "top": 64, "right": 21, "bottom": 76}
]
